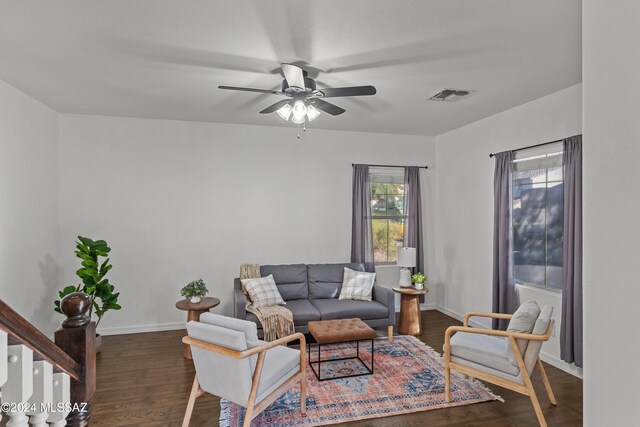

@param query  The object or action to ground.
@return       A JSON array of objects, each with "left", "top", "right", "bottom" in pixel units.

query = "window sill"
[{"left": 515, "top": 281, "right": 562, "bottom": 296}]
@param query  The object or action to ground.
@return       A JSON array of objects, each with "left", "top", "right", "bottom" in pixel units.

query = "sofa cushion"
[
  {"left": 261, "top": 264, "right": 308, "bottom": 300},
  {"left": 310, "top": 298, "right": 388, "bottom": 321},
  {"left": 308, "top": 263, "right": 366, "bottom": 299},
  {"left": 246, "top": 298, "right": 321, "bottom": 327}
]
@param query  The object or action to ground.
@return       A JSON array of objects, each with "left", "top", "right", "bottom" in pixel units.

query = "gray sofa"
[{"left": 234, "top": 263, "right": 396, "bottom": 340}]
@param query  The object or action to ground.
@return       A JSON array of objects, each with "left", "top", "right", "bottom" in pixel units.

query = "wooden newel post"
[{"left": 55, "top": 292, "right": 96, "bottom": 427}]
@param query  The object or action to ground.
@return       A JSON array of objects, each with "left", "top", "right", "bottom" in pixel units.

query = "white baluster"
[
  {"left": 0, "top": 330, "right": 7, "bottom": 387},
  {"left": 47, "top": 372, "right": 70, "bottom": 427},
  {"left": 0, "top": 332, "right": 6, "bottom": 426},
  {"left": 4, "top": 345, "right": 33, "bottom": 427},
  {"left": 26, "top": 360, "right": 52, "bottom": 427}
]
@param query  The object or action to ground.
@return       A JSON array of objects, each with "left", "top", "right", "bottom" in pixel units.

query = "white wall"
[
  {"left": 583, "top": 2, "right": 640, "bottom": 425},
  {"left": 0, "top": 79, "right": 60, "bottom": 336},
  {"left": 433, "top": 84, "right": 581, "bottom": 371},
  {"left": 58, "top": 115, "right": 436, "bottom": 334}
]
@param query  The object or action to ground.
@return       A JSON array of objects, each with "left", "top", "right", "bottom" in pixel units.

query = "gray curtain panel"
[
  {"left": 404, "top": 167, "right": 425, "bottom": 302},
  {"left": 404, "top": 167, "right": 424, "bottom": 273},
  {"left": 492, "top": 151, "right": 515, "bottom": 330},
  {"left": 560, "top": 135, "right": 583, "bottom": 367},
  {"left": 351, "top": 164, "right": 374, "bottom": 269}
]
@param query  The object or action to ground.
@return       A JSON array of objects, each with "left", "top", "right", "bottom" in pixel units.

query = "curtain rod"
[
  {"left": 352, "top": 163, "right": 428, "bottom": 169},
  {"left": 488, "top": 138, "right": 564, "bottom": 158}
]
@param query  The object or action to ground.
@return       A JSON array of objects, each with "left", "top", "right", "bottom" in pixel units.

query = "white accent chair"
[
  {"left": 182, "top": 313, "right": 306, "bottom": 427},
  {"left": 443, "top": 305, "right": 557, "bottom": 427}
]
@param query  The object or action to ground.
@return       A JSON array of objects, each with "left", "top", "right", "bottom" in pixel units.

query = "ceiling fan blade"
[
  {"left": 309, "top": 99, "right": 346, "bottom": 116},
  {"left": 281, "top": 63, "right": 306, "bottom": 90},
  {"left": 316, "top": 85, "right": 377, "bottom": 98},
  {"left": 219, "top": 85, "right": 281, "bottom": 95},
  {"left": 259, "top": 99, "right": 291, "bottom": 114}
]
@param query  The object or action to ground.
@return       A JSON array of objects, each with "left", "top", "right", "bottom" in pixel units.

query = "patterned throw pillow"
[
  {"left": 339, "top": 267, "right": 376, "bottom": 301},
  {"left": 240, "top": 274, "right": 286, "bottom": 308}
]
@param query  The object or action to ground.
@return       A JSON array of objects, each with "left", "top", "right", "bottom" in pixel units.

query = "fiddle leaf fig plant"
[{"left": 54, "top": 236, "right": 121, "bottom": 326}]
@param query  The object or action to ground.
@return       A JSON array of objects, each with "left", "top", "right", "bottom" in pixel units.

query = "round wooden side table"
[
  {"left": 176, "top": 297, "right": 220, "bottom": 359},
  {"left": 392, "top": 287, "right": 428, "bottom": 336}
]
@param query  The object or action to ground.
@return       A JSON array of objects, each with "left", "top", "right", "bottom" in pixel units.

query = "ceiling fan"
[{"left": 218, "top": 63, "right": 376, "bottom": 124}]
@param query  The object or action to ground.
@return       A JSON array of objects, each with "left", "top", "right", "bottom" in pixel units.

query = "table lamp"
[{"left": 397, "top": 247, "right": 416, "bottom": 287}]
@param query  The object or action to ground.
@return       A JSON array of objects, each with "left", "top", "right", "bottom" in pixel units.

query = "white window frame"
[
  {"left": 369, "top": 167, "right": 407, "bottom": 265},
  {"left": 511, "top": 142, "right": 564, "bottom": 291}
]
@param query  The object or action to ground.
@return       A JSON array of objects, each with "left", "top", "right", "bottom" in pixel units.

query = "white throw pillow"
[
  {"left": 240, "top": 274, "right": 286, "bottom": 308},
  {"left": 339, "top": 267, "right": 376, "bottom": 301}
]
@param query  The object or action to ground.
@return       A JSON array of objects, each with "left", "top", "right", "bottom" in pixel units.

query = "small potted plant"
[
  {"left": 181, "top": 279, "right": 208, "bottom": 303},
  {"left": 411, "top": 272, "right": 427, "bottom": 290}
]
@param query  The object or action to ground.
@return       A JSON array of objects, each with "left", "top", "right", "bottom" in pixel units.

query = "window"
[
  {"left": 512, "top": 143, "right": 563, "bottom": 289},
  {"left": 369, "top": 168, "right": 406, "bottom": 263}
]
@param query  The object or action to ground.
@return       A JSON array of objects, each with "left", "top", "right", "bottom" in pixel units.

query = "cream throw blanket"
[{"left": 239, "top": 264, "right": 295, "bottom": 342}]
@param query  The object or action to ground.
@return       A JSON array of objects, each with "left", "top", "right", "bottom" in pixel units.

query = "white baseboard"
[
  {"left": 539, "top": 351, "right": 583, "bottom": 378},
  {"left": 97, "top": 322, "right": 185, "bottom": 336},
  {"left": 434, "top": 304, "right": 582, "bottom": 379},
  {"left": 434, "top": 304, "right": 488, "bottom": 329}
]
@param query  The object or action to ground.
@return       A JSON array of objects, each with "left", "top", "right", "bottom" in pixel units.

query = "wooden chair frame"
[
  {"left": 443, "top": 312, "right": 557, "bottom": 427},
  {"left": 181, "top": 332, "right": 307, "bottom": 427}
]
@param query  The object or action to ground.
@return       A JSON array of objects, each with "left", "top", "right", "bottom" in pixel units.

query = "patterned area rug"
[{"left": 220, "top": 335, "right": 503, "bottom": 427}]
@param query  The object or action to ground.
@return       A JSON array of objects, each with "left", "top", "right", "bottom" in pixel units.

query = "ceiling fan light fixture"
[
  {"left": 291, "top": 100, "right": 307, "bottom": 123},
  {"left": 306, "top": 104, "right": 321, "bottom": 121},
  {"left": 219, "top": 63, "right": 376, "bottom": 130},
  {"left": 291, "top": 114, "right": 306, "bottom": 124},
  {"left": 276, "top": 103, "right": 293, "bottom": 121}
]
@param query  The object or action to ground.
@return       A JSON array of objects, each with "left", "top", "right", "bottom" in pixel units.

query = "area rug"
[{"left": 220, "top": 335, "right": 503, "bottom": 427}]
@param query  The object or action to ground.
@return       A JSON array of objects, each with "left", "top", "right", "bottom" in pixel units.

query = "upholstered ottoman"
[{"left": 307, "top": 318, "right": 375, "bottom": 380}]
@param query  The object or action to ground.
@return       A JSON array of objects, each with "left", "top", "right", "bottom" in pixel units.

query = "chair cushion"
[
  {"left": 523, "top": 305, "right": 554, "bottom": 373},
  {"left": 187, "top": 321, "right": 253, "bottom": 405},
  {"left": 246, "top": 299, "right": 321, "bottom": 327},
  {"left": 310, "top": 298, "right": 388, "bottom": 321},
  {"left": 339, "top": 267, "right": 376, "bottom": 301},
  {"left": 241, "top": 274, "right": 286, "bottom": 308},
  {"left": 506, "top": 300, "right": 541, "bottom": 366},
  {"left": 450, "top": 331, "right": 520, "bottom": 376},
  {"left": 187, "top": 320, "right": 302, "bottom": 408},
  {"left": 308, "top": 263, "right": 366, "bottom": 299},
  {"left": 261, "top": 264, "right": 308, "bottom": 300},
  {"left": 507, "top": 300, "right": 541, "bottom": 332},
  {"left": 255, "top": 344, "right": 301, "bottom": 403},
  {"left": 199, "top": 312, "right": 259, "bottom": 348}
]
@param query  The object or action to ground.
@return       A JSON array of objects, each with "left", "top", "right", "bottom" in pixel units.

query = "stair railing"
[{"left": 0, "top": 293, "right": 96, "bottom": 426}]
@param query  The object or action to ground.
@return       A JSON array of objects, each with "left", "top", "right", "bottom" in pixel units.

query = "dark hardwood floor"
[{"left": 92, "top": 310, "right": 582, "bottom": 426}]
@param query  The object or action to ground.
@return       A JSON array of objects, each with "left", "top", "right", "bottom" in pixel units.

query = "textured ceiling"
[{"left": 0, "top": 0, "right": 581, "bottom": 136}]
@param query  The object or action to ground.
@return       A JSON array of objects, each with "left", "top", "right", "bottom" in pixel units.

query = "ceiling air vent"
[{"left": 428, "top": 88, "right": 475, "bottom": 102}]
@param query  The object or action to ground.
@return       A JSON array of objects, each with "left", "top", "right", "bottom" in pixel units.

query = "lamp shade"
[{"left": 397, "top": 247, "right": 416, "bottom": 267}]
